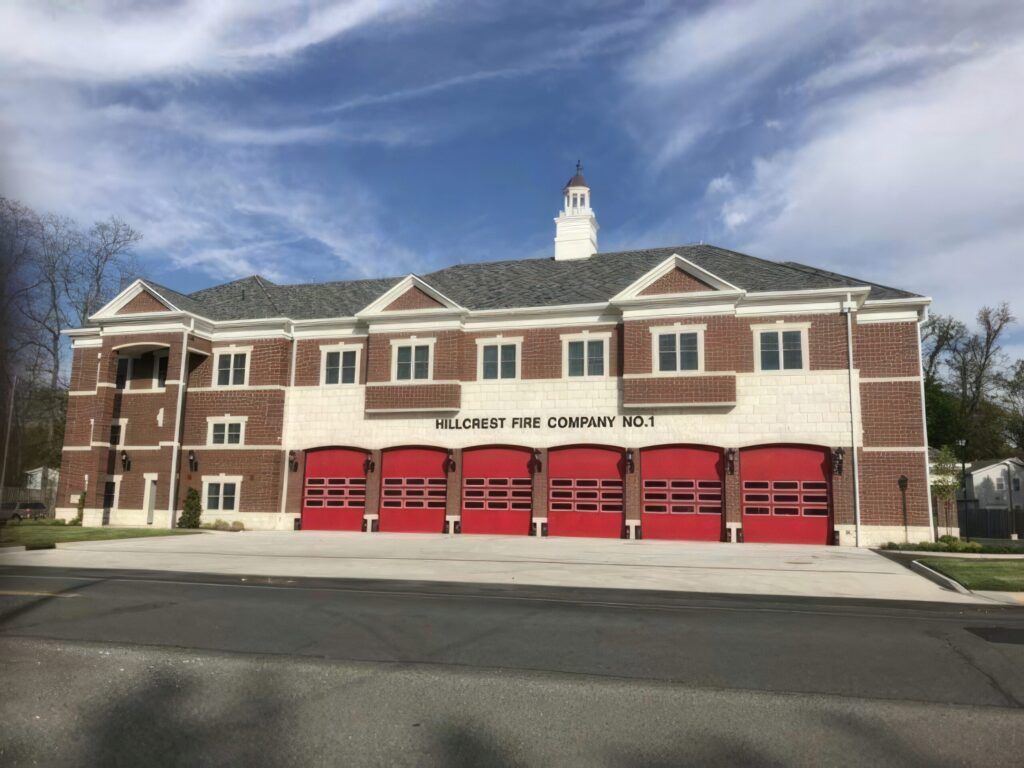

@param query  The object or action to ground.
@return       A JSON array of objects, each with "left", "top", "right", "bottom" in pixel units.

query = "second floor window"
[
  {"left": 482, "top": 344, "right": 517, "bottom": 380},
  {"left": 568, "top": 340, "right": 605, "bottom": 377},
  {"left": 759, "top": 330, "right": 804, "bottom": 371},
  {"left": 396, "top": 344, "right": 430, "bottom": 381},
  {"left": 217, "top": 353, "right": 247, "bottom": 386},
  {"left": 325, "top": 350, "right": 357, "bottom": 385},
  {"left": 658, "top": 332, "right": 700, "bottom": 372}
]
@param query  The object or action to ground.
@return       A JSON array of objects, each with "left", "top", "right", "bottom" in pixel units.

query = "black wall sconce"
[
  {"left": 726, "top": 448, "right": 737, "bottom": 475},
  {"left": 625, "top": 448, "right": 635, "bottom": 473},
  {"left": 832, "top": 447, "right": 845, "bottom": 476},
  {"left": 121, "top": 450, "right": 130, "bottom": 471},
  {"left": 529, "top": 447, "right": 542, "bottom": 473},
  {"left": 188, "top": 450, "right": 198, "bottom": 471},
  {"left": 288, "top": 450, "right": 299, "bottom": 472},
  {"left": 363, "top": 454, "right": 375, "bottom": 474},
  {"left": 445, "top": 449, "right": 457, "bottom": 473}
]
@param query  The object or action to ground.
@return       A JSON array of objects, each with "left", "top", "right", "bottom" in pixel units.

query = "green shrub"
[
  {"left": 176, "top": 488, "right": 203, "bottom": 529},
  {"left": 230, "top": 520, "right": 245, "bottom": 531},
  {"left": 881, "top": 538, "right": 1001, "bottom": 554}
]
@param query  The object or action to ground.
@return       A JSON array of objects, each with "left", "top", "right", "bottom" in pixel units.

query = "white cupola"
[{"left": 554, "top": 161, "right": 599, "bottom": 261}]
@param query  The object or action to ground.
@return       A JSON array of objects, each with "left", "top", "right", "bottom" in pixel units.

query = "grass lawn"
[
  {"left": 0, "top": 522, "right": 202, "bottom": 549},
  {"left": 919, "top": 557, "right": 1024, "bottom": 592}
]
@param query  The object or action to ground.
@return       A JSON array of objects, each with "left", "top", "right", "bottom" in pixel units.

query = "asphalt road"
[{"left": 2, "top": 566, "right": 1023, "bottom": 766}]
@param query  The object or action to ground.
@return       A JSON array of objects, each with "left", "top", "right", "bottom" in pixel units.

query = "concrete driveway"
[{"left": 0, "top": 531, "right": 987, "bottom": 603}]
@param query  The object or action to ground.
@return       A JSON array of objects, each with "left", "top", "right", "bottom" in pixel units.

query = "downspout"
[
  {"left": 278, "top": 323, "right": 298, "bottom": 518},
  {"left": 844, "top": 293, "right": 863, "bottom": 547},
  {"left": 916, "top": 308, "right": 936, "bottom": 542},
  {"left": 167, "top": 319, "right": 193, "bottom": 527}
]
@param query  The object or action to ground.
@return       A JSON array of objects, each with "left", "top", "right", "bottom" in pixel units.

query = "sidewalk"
[{"left": 0, "top": 531, "right": 991, "bottom": 604}]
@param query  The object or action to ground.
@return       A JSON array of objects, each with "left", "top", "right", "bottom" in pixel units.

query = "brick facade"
[
  {"left": 639, "top": 268, "right": 713, "bottom": 295},
  {"left": 57, "top": 275, "right": 929, "bottom": 546},
  {"left": 115, "top": 289, "right": 170, "bottom": 315}
]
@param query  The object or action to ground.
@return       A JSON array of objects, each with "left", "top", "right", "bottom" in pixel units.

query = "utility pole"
[{"left": 0, "top": 375, "right": 17, "bottom": 509}]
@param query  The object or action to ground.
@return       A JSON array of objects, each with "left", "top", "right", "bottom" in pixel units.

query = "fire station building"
[{"left": 57, "top": 168, "right": 933, "bottom": 547}]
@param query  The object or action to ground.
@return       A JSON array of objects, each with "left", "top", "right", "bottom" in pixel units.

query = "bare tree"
[
  {"left": 947, "top": 303, "right": 1015, "bottom": 421},
  {"left": 67, "top": 217, "right": 140, "bottom": 327},
  {"left": 920, "top": 313, "right": 966, "bottom": 387}
]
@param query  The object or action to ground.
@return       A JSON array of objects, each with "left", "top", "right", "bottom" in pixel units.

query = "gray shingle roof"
[{"left": 140, "top": 243, "right": 921, "bottom": 322}]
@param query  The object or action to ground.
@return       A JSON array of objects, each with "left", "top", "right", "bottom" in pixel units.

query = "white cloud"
[
  {"left": 722, "top": 41, "right": 1024, "bottom": 318},
  {"left": 706, "top": 175, "right": 735, "bottom": 196},
  {"left": 0, "top": 0, "right": 434, "bottom": 82}
]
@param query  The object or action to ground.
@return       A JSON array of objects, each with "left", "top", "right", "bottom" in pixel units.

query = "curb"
[{"left": 911, "top": 559, "right": 971, "bottom": 595}]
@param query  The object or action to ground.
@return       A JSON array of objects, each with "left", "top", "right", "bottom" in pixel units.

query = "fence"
[{"left": 956, "top": 500, "right": 1024, "bottom": 539}]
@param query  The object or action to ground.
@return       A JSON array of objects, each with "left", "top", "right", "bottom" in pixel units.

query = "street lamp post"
[{"left": 956, "top": 438, "right": 968, "bottom": 541}]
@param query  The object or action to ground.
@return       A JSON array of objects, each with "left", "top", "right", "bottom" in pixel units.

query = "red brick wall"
[
  {"left": 190, "top": 339, "right": 291, "bottom": 387},
  {"left": 70, "top": 347, "right": 98, "bottom": 391},
  {"left": 115, "top": 446, "right": 174, "bottom": 509},
  {"left": 857, "top": 450, "right": 930, "bottom": 527},
  {"left": 854, "top": 321, "right": 920, "bottom": 378},
  {"left": 180, "top": 390, "right": 285, "bottom": 446},
  {"left": 861, "top": 381, "right": 925, "bottom": 447},
  {"left": 622, "top": 375, "right": 737, "bottom": 405},
  {"left": 294, "top": 337, "right": 367, "bottom": 386},
  {"left": 639, "top": 268, "right": 713, "bottom": 295},
  {"left": 177, "top": 449, "right": 285, "bottom": 515},
  {"left": 366, "top": 331, "right": 464, "bottom": 382},
  {"left": 365, "top": 383, "right": 461, "bottom": 412},
  {"left": 623, "top": 314, "right": 847, "bottom": 375},
  {"left": 383, "top": 286, "right": 445, "bottom": 311},
  {"left": 116, "top": 290, "right": 169, "bottom": 314}
]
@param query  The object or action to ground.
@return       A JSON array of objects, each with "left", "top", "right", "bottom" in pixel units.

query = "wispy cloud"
[{"left": 0, "top": 0, "right": 436, "bottom": 82}]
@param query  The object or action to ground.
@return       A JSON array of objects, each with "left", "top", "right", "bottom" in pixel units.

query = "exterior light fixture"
[
  {"left": 625, "top": 448, "right": 635, "bottom": 473},
  {"left": 832, "top": 447, "right": 845, "bottom": 476},
  {"left": 726, "top": 448, "right": 737, "bottom": 475},
  {"left": 121, "top": 450, "right": 129, "bottom": 470},
  {"left": 530, "top": 447, "right": 542, "bottom": 473},
  {"left": 445, "top": 449, "right": 457, "bottom": 473},
  {"left": 363, "top": 454, "right": 375, "bottom": 474},
  {"left": 898, "top": 474, "right": 910, "bottom": 543},
  {"left": 188, "top": 450, "right": 197, "bottom": 471},
  {"left": 288, "top": 450, "right": 299, "bottom": 472}
]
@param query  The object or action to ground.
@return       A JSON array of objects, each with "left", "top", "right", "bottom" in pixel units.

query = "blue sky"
[{"left": 2, "top": 1, "right": 1023, "bottom": 352}]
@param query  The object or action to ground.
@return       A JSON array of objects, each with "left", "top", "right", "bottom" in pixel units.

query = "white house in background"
[
  {"left": 966, "top": 458, "right": 1024, "bottom": 510},
  {"left": 24, "top": 467, "right": 59, "bottom": 490}
]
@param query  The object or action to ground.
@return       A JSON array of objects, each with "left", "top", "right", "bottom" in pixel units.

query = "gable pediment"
[
  {"left": 638, "top": 267, "right": 714, "bottom": 295},
  {"left": 383, "top": 285, "right": 446, "bottom": 312},
  {"left": 115, "top": 288, "right": 173, "bottom": 315}
]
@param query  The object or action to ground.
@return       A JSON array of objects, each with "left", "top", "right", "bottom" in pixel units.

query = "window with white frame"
[
  {"left": 477, "top": 337, "right": 521, "bottom": 380},
  {"left": 392, "top": 341, "right": 432, "bottom": 381},
  {"left": 322, "top": 346, "right": 359, "bottom": 386},
  {"left": 215, "top": 350, "right": 249, "bottom": 387},
  {"left": 109, "top": 419, "right": 126, "bottom": 446},
  {"left": 562, "top": 333, "right": 609, "bottom": 378},
  {"left": 996, "top": 476, "right": 1006, "bottom": 491},
  {"left": 207, "top": 416, "right": 247, "bottom": 446},
  {"left": 204, "top": 477, "right": 240, "bottom": 512},
  {"left": 652, "top": 325, "right": 704, "bottom": 373},
  {"left": 757, "top": 328, "right": 807, "bottom": 371}
]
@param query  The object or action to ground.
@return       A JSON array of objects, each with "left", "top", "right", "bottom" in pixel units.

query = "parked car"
[{"left": 0, "top": 501, "right": 49, "bottom": 522}]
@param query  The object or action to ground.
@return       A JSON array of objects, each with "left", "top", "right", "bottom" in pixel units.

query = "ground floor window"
[{"left": 204, "top": 477, "right": 241, "bottom": 512}]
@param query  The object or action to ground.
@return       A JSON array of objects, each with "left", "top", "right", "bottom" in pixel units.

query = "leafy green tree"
[
  {"left": 931, "top": 446, "right": 961, "bottom": 534},
  {"left": 177, "top": 487, "right": 202, "bottom": 529}
]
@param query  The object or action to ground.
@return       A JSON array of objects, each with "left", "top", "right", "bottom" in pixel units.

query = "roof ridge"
[{"left": 252, "top": 274, "right": 282, "bottom": 314}]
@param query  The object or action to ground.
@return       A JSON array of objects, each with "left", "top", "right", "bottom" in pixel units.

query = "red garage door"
[
  {"left": 741, "top": 445, "right": 831, "bottom": 544},
  {"left": 461, "top": 447, "right": 534, "bottom": 535},
  {"left": 302, "top": 448, "right": 368, "bottom": 531},
  {"left": 380, "top": 447, "right": 448, "bottom": 533},
  {"left": 641, "top": 446, "right": 724, "bottom": 541},
  {"left": 548, "top": 446, "right": 625, "bottom": 538}
]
